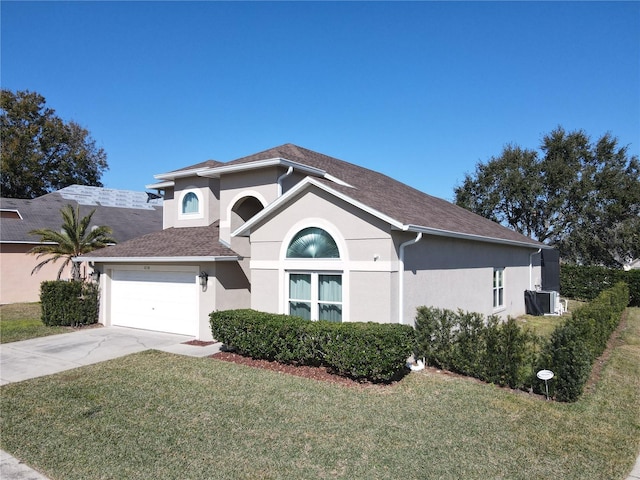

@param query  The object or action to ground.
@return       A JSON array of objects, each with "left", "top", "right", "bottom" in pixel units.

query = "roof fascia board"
[
  {"left": 146, "top": 181, "right": 174, "bottom": 189},
  {"left": 76, "top": 256, "right": 241, "bottom": 263},
  {"left": 196, "top": 158, "right": 326, "bottom": 179},
  {"left": 154, "top": 166, "right": 215, "bottom": 181},
  {"left": 232, "top": 177, "right": 404, "bottom": 237},
  {"left": 402, "top": 224, "right": 550, "bottom": 250},
  {"left": 1, "top": 241, "right": 57, "bottom": 245}
]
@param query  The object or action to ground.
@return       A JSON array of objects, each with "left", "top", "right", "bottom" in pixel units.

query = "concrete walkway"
[{"left": 0, "top": 327, "right": 221, "bottom": 479}]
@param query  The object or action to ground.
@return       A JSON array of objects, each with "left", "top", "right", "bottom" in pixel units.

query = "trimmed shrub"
[
  {"left": 535, "top": 322, "right": 593, "bottom": 402},
  {"left": 535, "top": 282, "right": 629, "bottom": 402},
  {"left": 414, "top": 307, "right": 538, "bottom": 389},
  {"left": 415, "top": 283, "right": 628, "bottom": 401},
  {"left": 322, "top": 322, "right": 416, "bottom": 382},
  {"left": 414, "top": 306, "right": 456, "bottom": 370},
  {"left": 40, "top": 280, "right": 99, "bottom": 326},
  {"left": 210, "top": 309, "right": 415, "bottom": 383}
]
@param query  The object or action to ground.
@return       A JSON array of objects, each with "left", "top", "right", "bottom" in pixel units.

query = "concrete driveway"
[{"left": 0, "top": 326, "right": 221, "bottom": 385}]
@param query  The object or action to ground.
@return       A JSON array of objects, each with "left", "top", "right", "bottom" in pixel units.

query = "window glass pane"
[
  {"left": 289, "top": 274, "right": 311, "bottom": 300},
  {"left": 319, "top": 274, "right": 342, "bottom": 302},
  {"left": 319, "top": 303, "right": 342, "bottom": 322},
  {"left": 290, "top": 301, "right": 311, "bottom": 320},
  {"left": 286, "top": 227, "right": 339, "bottom": 258},
  {"left": 493, "top": 268, "right": 504, "bottom": 308},
  {"left": 182, "top": 192, "right": 199, "bottom": 214}
]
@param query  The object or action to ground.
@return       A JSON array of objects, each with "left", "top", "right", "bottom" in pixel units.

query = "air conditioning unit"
[{"left": 537, "top": 290, "right": 559, "bottom": 315}]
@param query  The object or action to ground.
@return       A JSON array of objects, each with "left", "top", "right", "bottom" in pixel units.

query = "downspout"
[
  {"left": 398, "top": 232, "right": 422, "bottom": 324},
  {"left": 277, "top": 166, "right": 294, "bottom": 197},
  {"left": 529, "top": 248, "right": 541, "bottom": 290}
]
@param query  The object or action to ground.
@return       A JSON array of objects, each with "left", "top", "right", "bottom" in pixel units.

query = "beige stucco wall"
[
  {"left": 1, "top": 243, "right": 75, "bottom": 304},
  {"left": 163, "top": 177, "right": 220, "bottom": 229},
  {"left": 401, "top": 235, "right": 542, "bottom": 325},
  {"left": 247, "top": 186, "right": 397, "bottom": 323},
  {"left": 218, "top": 168, "right": 281, "bottom": 244},
  {"left": 245, "top": 185, "right": 542, "bottom": 326}
]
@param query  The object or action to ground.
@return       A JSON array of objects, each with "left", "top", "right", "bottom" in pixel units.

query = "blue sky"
[{"left": 2, "top": 1, "right": 638, "bottom": 201}]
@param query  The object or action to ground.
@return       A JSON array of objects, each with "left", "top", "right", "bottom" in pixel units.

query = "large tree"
[
  {"left": 1, "top": 89, "right": 108, "bottom": 199},
  {"left": 455, "top": 127, "right": 640, "bottom": 267},
  {"left": 29, "top": 204, "right": 116, "bottom": 281}
]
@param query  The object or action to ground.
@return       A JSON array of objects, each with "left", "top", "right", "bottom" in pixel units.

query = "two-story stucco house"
[{"left": 81, "top": 144, "right": 553, "bottom": 341}]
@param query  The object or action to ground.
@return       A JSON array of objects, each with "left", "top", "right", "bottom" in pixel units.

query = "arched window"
[
  {"left": 286, "top": 227, "right": 342, "bottom": 322},
  {"left": 182, "top": 192, "right": 199, "bottom": 214},
  {"left": 286, "top": 227, "right": 339, "bottom": 258}
]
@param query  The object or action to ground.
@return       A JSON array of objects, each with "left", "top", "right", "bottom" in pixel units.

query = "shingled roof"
[
  {"left": 225, "top": 144, "right": 544, "bottom": 247},
  {"left": 83, "top": 222, "right": 239, "bottom": 260},
  {"left": 0, "top": 186, "right": 162, "bottom": 244}
]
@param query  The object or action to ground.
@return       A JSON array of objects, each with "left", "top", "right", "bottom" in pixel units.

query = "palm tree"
[{"left": 29, "top": 204, "right": 116, "bottom": 281}]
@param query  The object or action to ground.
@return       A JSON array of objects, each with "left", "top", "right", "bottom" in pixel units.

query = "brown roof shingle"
[
  {"left": 227, "top": 144, "right": 542, "bottom": 246},
  {"left": 85, "top": 222, "right": 238, "bottom": 258}
]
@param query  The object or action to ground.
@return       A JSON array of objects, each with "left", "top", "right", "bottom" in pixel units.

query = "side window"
[
  {"left": 182, "top": 192, "right": 200, "bottom": 214},
  {"left": 493, "top": 268, "right": 505, "bottom": 309}
]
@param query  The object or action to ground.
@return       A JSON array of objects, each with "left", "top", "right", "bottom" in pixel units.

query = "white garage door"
[{"left": 111, "top": 269, "right": 197, "bottom": 336}]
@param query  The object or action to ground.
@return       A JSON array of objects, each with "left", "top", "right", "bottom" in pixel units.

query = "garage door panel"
[{"left": 111, "top": 270, "right": 197, "bottom": 336}]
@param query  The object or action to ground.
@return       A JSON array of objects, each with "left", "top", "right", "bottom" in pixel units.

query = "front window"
[
  {"left": 286, "top": 227, "right": 339, "bottom": 258},
  {"left": 493, "top": 268, "right": 505, "bottom": 309},
  {"left": 288, "top": 272, "right": 342, "bottom": 322},
  {"left": 286, "top": 227, "right": 342, "bottom": 321}
]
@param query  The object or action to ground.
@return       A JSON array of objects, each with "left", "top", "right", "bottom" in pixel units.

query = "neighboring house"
[
  {"left": 82, "top": 144, "right": 555, "bottom": 341},
  {"left": 0, "top": 185, "right": 163, "bottom": 304}
]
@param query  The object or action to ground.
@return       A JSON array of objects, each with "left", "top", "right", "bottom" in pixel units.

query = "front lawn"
[
  {"left": 2, "top": 308, "right": 639, "bottom": 479},
  {"left": 0, "top": 303, "right": 72, "bottom": 343}
]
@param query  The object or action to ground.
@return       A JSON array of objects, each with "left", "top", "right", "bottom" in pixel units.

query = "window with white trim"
[
  {"left": 288, "top": 272, "right": 342, "bottom": 322},
  {"left": 286, "top": 227, "right": 342, "bottom": 322},
  {"left": 182, "top": 192, "right": 200, "bottom": 214},
  {"left": 493, "top": 268, "right": 505, "bottom": 309}
]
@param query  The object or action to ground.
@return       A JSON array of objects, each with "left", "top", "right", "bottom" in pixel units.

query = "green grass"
[
  {"left": 516, "top": 299, "right": 586, "bottom": 338},
  {"left": 0, "top": 303, "right": 72, "bottom": 343},
  {"left": 2, "top": 309, "right": 639, "bottom": 480}
]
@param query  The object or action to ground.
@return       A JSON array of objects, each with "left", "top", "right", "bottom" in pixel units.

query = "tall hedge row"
[
  {"left": 413, "top": 282, "right": 629, "bottom": 402},
  {"left": 561, "top": 264, "right": 639, "bottom": 306},
  {"left": 40, "top": 280, "right": 99, "bottom": 326},
  {"left": 414, "top": 308, "right": 539, "bottom": 389},
  {"left": 536, "top": 281, "right": 629, "bottom": 401},
  {"left": 210, "top": 309, "right": 415, "bottom": 383}
]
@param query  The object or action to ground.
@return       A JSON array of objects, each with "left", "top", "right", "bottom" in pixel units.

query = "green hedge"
[
  {"left": 536, "top": 281, "right": 629, "bottom": 402},
  {"left": 40, "top": 280, "right": 99, "bottom": 326},
  {"left": 414, "top": 308, "right": 538, "bottom": 390},
  {"left": 561, "top": 265, "right": 639, "bottom": 306},
  {"left": 414, "top": 282, "right": 629, "bottom": 401},
  {"left": 210, "top": 309, "right": 415, "bottom": 383}
]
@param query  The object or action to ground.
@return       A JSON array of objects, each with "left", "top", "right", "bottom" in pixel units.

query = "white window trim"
[
  {"left": 178, "top": 189, "right": 204, "bottom": 220},
  {"left": 286, "top": 270, "right": 343, "bottom": 321},
  {"left": 493, "top": 267, "right": 505, "bottom": 311},
  {"left": 279, "top": 220, "right": 350, "bottom": 321}
]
